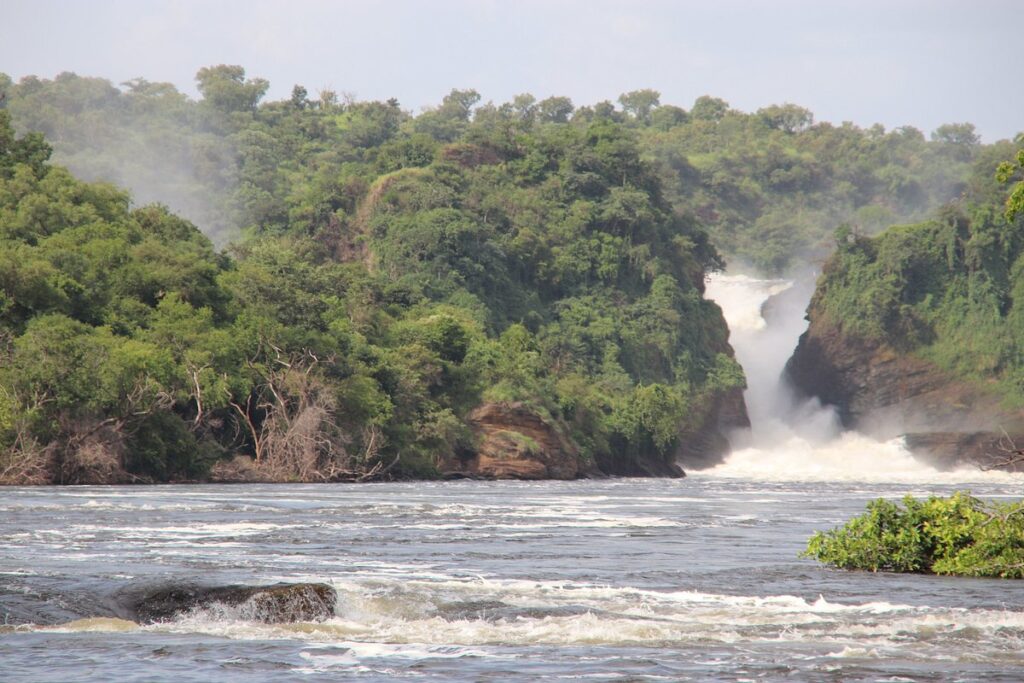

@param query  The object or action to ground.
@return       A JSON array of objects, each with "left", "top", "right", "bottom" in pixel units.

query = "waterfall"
[{"left": 701, "top": 273, "right": 1017, "bottom": 483}]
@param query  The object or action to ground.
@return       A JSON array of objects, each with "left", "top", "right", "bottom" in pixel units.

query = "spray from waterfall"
[{"left": 701, "top": 273, "right": 1020, "bottom": 483}]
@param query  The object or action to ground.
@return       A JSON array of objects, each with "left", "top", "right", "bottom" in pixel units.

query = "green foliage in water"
[{"left": 803, "top": 492, "right": 1024, "bottom": 578}]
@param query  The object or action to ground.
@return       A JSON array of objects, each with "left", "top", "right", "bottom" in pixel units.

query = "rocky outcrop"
[
  {"left": 440, "top": 387, "right": 750, "bottom": 479},
  {"left": 131, "top": 582, "right": 336, "bottom": 624},
  {"left": 786, "top": 314, "right": 1024, "bottom": 468},
  {"left": 674, "top": 387, "right": 750, "bottom": 469},
  {"left": 902, "top": 432, "right": 1024, "bottom": 471},
  {"left": 444, "top": 402, "right": 587, "bottom": 480}
]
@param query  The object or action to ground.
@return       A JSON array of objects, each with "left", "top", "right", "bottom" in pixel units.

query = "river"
[
  {"left": 2, "top": 478, "right": 1023, "bottom": 681},
  {"left": 2, "top": 275, "right": 1023, "bottom": 681}
]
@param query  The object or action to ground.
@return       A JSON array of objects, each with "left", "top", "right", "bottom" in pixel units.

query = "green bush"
[{"left": 803, "top": 492, "right": 1024, "bottom": 578}]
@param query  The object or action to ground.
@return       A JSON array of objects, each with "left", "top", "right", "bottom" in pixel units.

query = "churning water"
[
  {"left": 2, "top": 480, "right": 1024, "bottom": 681},
  {"left": 702, "top": 273, "right": 1012, "bottom": 484},
  {"left": 2, "top": 275, "right": 1023, "bottom": 681}
]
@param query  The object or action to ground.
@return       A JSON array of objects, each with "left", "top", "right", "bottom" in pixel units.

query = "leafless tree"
[
  {"left": 228, "top": 343, "right": 392, "bottom": 482},
  {"left": 0, "top": 427, "right": 53, "bottom": 486},
  {"left": 980, "top": 429, "right": 1024, "bottom": 472}
]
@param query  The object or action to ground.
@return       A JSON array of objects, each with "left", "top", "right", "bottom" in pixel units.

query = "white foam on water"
[
  {"left": 71, "top": 522, "right": 284, "bottom": 537},
  {"left": 29, "top": 574, "right": 1024, "bottom": 665},
  {"left": 392, "top": 516, "right": 680, "bottom": 531},
  {"left": 702, "top": 273, "right": 1024, "bottom": 485},
  {"left": 702, "top": 434, "right": 1024, "bottom": 484},
  {"left": 41, "top": 617, "right": 140, "bottom": 633},
  {"left": 826, "top": 645, "right": 881, "bottom": 659}
]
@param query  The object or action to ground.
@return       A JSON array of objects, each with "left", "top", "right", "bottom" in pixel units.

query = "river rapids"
[{"left": 1, "top": 274, "right": 1022, "bottom": 681}]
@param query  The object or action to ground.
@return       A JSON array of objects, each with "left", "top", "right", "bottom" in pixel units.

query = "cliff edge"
[{"left": 787, "top": 313, "right": 1023, "bottom": 469}]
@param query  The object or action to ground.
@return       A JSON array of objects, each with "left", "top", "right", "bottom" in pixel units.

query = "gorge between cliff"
[{"left": 702, "top": 272, "right": 1016, "bottom": 482}]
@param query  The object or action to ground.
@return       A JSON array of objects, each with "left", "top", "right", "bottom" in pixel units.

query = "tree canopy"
[
  {"left": 1, "top": 65, "right": 1014, "bottom": 483},
  {"left": 1, "top": 69, "right": 996, "bottom": 271},
  {"left": 0, "top": 79, "right": 743, "bottom": 483}
]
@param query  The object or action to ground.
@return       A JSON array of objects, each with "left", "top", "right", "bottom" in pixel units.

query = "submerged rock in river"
[{"left": 131, "top": 582, "right": 336, "bottom": 624}]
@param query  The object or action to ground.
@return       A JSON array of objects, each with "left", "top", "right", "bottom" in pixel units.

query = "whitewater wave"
[{"left": 33, "top": 575, "right": 1024, "bottom": 666}]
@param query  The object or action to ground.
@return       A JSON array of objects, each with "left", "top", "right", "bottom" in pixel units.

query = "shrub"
[{"left": 803, "top": 492, "right": 1024, "bottom": 578}]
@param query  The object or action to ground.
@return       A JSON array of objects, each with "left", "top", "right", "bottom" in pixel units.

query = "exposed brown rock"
[
  {"left": 445, "top": 402, "right": 585, "bottom": 480},
  {"left": 786, "top": 313, "right": 1024, "bottom": 468}
]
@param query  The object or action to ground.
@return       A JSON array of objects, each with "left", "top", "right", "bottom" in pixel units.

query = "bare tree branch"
[{"left": 980, "top": 428, "right": 1024, "bottom": 471}]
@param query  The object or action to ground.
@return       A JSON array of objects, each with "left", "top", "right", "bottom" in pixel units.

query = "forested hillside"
[
  {"left": 1, "top": 66, "right": 1013, "bottom": 484},
  {"left": 0, "top": 89, "right": 743, "bottom": 484},
  {"left": 0, "top": 70, "right": 991, "bottom": 271},
  {"left": 785, "top": 145, "right": 1024, "bottom": 469},
  {"left": 800, "top": 149, "right": 1024, "bottom": 407}
]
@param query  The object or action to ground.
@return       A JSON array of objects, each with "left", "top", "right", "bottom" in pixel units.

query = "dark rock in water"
[
  {"left": 132, "top": 582, "right": 336, "bottom": 624},
  {"left": 903, "top": 432, "right": 1024, "bottom": 472}
]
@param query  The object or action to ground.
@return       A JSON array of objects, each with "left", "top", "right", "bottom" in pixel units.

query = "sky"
[{"left": 2, "top": 0, "right": 1021, "bottom": 142}]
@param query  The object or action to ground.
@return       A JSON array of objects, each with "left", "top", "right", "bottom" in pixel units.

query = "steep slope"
[
  {"left": 0, "top": 104, "right": 748, "bottom": 482},
  {"left": 351, "top": 120, "right": 750, "bottom": 476},
  {"left": 787, "top": 151, "right": 1024, "bottom": 469}
]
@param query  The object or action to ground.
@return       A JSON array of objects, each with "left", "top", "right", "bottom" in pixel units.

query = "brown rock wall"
[
  {"left": 786, "top": 313, "right": 1024, "bottom": 468},
  {"left": 443, "top": 402, "right": 585, "bottom": 480}
]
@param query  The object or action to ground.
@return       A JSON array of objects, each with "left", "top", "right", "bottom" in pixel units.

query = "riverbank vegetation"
[
  {"left": 804, "top": 493, "right": 1024, "bottom": 578},
  {"left": 806, "top": 144, "right": 1024, "bottom": 407}
]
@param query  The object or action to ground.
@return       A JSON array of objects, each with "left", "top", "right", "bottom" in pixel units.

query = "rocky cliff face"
[
  {"left": 674, "top": 387, "right": 750, "bottom": 470},
  {"left": 786, "top": 313, "right": 1024, "bottom": 469},
  {"left": 440, "top": 394, "right": 748, "bottom": 480},
  {"left": 440, "top": 402, "right": 589, "bottom": 480}
]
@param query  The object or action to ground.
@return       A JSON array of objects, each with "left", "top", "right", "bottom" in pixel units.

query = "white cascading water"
[{"left": 701, "top": 273, "right": 1021, "bottom": 483}]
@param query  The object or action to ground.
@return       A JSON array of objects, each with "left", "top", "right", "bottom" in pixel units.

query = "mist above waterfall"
[{"left": 702, "top": 273, "right": 1020, "bottom": 484}]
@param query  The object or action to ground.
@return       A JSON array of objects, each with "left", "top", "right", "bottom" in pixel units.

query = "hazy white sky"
[{"left": 2, "top": 0, "right": 1021, "bottom": 141}]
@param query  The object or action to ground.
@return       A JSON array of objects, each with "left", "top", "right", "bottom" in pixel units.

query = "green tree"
[
  {"left": 757, "top": 103, "right": 813, "bottom": 133},
  {"left": 690, "top": 95, "right": 730, "bottom": 121},
  {"left": 195, "top": 64, "right": 269, "bottom": 113},
  {"left": 536, "top": 96, "right": 574, "bottom": 123},
  {"left": 932, "top": 122, "right": 981, "bottom": 147},
  {"left": 996, "top": 146, "right": 1024, "bottom": 221},
  {"left": 618, "top": 89, "right": 661, "bottom": 124}
]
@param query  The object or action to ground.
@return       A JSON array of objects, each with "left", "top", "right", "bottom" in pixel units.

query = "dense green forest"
[
  {"left": 805, "top": 148, "right": 1024, "bottom": 407},
  {"left": 1, "top": 66, "right": 1019, "bottom": 484},
  {"left": 0, "top": 74, "right": 744, "bottom": 484},
  {"left": 0, "top": 70, "right": 995, "bottom": 272}
]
